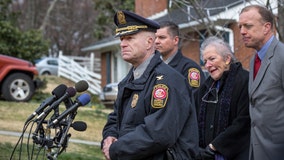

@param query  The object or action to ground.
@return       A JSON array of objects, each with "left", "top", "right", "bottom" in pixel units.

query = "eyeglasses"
[{"left": 202, "top": 87, "right": 218, "bottom": 103}]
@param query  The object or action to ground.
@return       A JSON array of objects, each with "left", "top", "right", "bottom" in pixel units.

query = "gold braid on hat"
[{"left": 115, "top": 25, "right": 148, "bottom": 34}]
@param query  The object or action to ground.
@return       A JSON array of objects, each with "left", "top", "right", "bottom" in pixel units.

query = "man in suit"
[
  {"left": 239, "top": 5, "right": 284, "bottom": 160},
  {"left": 155, "top": 21, "right": 205, "bottom": 93}
]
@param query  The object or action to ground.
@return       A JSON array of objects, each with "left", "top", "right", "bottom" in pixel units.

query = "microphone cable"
[
  {"left": 26, "top": 120, "right": 37, "bottom": 160},
  {"left": 9, "top": 119, "right": 32, "bottom": 160}
]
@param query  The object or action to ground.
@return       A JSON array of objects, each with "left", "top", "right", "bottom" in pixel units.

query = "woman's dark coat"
[{"left": 194, "top": 62, "right": 250, "bottom": 160}]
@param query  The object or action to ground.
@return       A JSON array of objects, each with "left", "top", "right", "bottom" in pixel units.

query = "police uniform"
[
  {"left": 102, "top": 10, "right": 199, "bottom": 160},
  {"left": 167, "top": 50, "right": 205, "bottom": 92}
]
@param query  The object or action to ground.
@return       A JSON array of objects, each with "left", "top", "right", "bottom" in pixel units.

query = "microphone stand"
[
  {"left": 31, "top": 106, "right": 58, "bottom": 160},
  {"left": 32, "top": 118, "right": 46, "bottom": 147},
  {"left": 29, "top": 93, "right": 88, "bottom": 160},
  {"left": 47, "top": 109, "right": 78, "bottom": 159}
]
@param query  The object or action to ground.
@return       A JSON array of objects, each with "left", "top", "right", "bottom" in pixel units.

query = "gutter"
[{"left": 81, "top": 39, "right": 120, "bottom": 52}]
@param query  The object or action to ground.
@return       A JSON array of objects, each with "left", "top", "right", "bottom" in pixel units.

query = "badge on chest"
[{"left": 131, "top": 93, "right": 139, "bottom": 108}]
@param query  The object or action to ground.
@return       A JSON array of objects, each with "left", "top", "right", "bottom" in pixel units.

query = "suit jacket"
[{"left": 249, "top": 37, "right": 284, "bottom": 160}]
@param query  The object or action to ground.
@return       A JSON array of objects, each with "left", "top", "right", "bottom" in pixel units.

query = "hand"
[
  {"left": 199, "top": 145, "right": 215, "bottom": 159},
  {"left": 102, "top": 136, "right": 117, "bottom": 160},
  {"left": 205, "top": 145, "right": 215, "bottom": 157}
]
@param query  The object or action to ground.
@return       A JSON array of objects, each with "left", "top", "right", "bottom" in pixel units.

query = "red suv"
[{"left": 0, "top": 54, "right": 40, "bottom": 101}]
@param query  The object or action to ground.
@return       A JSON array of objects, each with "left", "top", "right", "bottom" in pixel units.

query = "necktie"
[{"left": 253, "top": 54, "right": 261, "bottom": 79}]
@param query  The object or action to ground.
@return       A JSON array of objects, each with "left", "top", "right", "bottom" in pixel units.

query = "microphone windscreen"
[
  {"left": 77, "top": 93, "right": 91, "bottom": 106},
  {"left": 52, "top": 84, "right": 67, "bottom": 98},
  {"left": 66, "top": 87, "right": 77, "bottom": 97},
  {"left": 72, "top": 121, "right": 87, "bottom": 131},
  {"left": 75, "top": 80, "right": 89, "bottom": 92}
]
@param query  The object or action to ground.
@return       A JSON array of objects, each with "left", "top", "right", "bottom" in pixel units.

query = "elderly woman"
[{"left": 194, "top": 36, "right": 250, "bottom": 160}]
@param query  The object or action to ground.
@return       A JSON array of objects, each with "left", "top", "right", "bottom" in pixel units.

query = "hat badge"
[{"left": 117, "top": 11, "right": 126, "bottom": 25}]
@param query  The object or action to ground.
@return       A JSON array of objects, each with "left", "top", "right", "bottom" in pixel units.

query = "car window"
[
  {"left": 47, "top": 60, "right": 58, "bottom": 66},
  {"left": 103, "top": 86, "right": 112, "bottom": 92}
]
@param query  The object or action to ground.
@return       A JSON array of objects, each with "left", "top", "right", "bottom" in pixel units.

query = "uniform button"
[{"left": 210, "top": 125, "right": 214, "bottom": 129}]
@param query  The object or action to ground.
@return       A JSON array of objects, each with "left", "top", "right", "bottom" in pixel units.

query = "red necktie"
[{"left": 253, "top": 54, "right": 261, "bottom": 79}]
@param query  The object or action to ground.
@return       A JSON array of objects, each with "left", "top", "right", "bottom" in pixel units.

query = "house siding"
[{"left": 181, "top": 32, "right": 202, "bottom": 66}]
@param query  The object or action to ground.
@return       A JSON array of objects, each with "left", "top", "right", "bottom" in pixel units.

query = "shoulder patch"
[
  {"left": 151, "top": 84, "right": 168, "bottom": 108},
  {"left": 188, "top": 68, "right": 201, "bottom": 88}
]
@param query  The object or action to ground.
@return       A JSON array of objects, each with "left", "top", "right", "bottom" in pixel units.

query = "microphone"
[
  {"left": 47, "top": 93, "right": 91, "bottom": 127},
  {"left": 25, "top": 84, "right": 67, "bottom": 123},
  {"left": 36, "top": 87, "right": 77, "bottom": 120},
  {"left": 75, "top": 80, "right": 89, "bottom": 92},
  {"left": 64, "top": 80, "right": 89, "bottom": 108},
  {"left": 71, "top": 121, "right": 87, "bottom": 132}
]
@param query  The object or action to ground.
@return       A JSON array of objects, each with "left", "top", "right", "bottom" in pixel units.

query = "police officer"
[
  {"left": 155, "top": 21, "right": 205, "bottom": 93},
  {"left": 101, "top": 10, "right": 198, "bottom": 160}
]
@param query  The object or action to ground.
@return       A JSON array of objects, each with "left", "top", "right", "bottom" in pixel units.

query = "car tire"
[
  {"left": 42, "top": 71, "right": 51, "bottom": 75},
  {"left": 1, "top": 73, "right": 35, "bottom": 101}
]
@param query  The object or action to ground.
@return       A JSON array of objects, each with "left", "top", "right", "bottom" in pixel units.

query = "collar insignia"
[{"left": 156, "top": 75, "right": 163, "bottom": 80}]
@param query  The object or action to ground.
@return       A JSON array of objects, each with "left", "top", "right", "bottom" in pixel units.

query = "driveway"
[{"left": 0, "top": 130, "right": 100, "bottom": 146}]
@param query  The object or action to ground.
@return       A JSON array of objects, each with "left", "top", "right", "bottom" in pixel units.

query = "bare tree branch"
[{"left": 39, "top": 0, "right": 58, "bottom": 31}]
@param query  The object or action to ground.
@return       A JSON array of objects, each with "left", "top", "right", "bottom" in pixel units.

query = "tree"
[
  {"left": 0, "top": 0, "right": 18, "bottom": 22},
  {"left": 92, "top": 0, "right": 135, "bottom": 39},
  {"left": 0, "top": 0, "right": 49, "bottom": 62},
  {"left": 0, "top": 21, "right": 49, "bottom": 61},
  {"left": 44, "top": 0, "right": 97, "bottom": 56},
  {"left": 12, "top": 0, "right": 97, "bottom": 56},
  {"left": 6, "top": 0, "right": 134, "bottom": 57}
]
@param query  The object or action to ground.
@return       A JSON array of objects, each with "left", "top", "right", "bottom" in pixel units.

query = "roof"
[
  {"left": 155, "top": 0, "right": 243, "bottom": 25},
  {"left": 81, "top": 37, "right": 119, "bottom": 52}
]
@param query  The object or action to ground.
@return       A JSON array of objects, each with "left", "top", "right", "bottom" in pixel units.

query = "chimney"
[{"left": 135, "top": 0, "right": 168, "bottom": 17}]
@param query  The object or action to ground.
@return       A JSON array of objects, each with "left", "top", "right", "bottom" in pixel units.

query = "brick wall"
[
  {"left": 181, "top": 32, "right": 202, "bottom": 67},
  {"left": 179, "top": 22, "right": 255, "bottom": 71},
  {"left": 135, "top": 0, "right": 167, "bottom": 17}
]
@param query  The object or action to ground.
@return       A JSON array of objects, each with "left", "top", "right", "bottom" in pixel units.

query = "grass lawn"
[{"left": 0, "top": 76, "right": 113, "bottom": 160}]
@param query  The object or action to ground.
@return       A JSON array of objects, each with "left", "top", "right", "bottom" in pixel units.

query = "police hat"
[{"left": 114, "top": 10, "right": 160, "bottom": 37}]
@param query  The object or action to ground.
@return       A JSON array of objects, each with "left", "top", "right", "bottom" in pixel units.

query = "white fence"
[
  {"left": 58, "top": 52, "right": 101, "bottom": 95},
  {"left": 64, "top": 53, "right": 101, "bottom": 73}
]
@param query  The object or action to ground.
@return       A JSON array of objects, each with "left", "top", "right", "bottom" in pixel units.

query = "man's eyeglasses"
[{"left": 202, "top": 87, "right": 218, "bottom": 103}]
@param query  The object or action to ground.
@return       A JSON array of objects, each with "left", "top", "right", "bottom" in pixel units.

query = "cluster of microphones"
[{"left": 10, "top": 80, "right": 91, "bottom": 160}]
